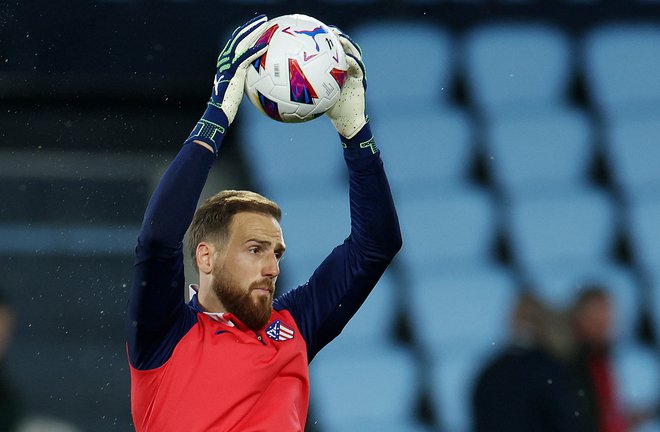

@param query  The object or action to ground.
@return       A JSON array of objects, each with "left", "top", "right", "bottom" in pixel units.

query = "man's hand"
[
  {"left": 326, "top": 29, "right": 368, "bottom": 140},
  {"left": 211, "top": 14, "right": 270, "bottom": 124},
  {"left": 185, "top": 15, "right": 269, "bottom": 155}
]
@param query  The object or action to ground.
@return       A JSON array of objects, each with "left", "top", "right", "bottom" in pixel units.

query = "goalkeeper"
[{"left": 126, "top": 14, "right": 401, "bottom": 431}]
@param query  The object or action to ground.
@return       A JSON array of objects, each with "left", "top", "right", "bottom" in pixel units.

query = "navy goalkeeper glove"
[{"left": 185, "top": 15, "right": 269, "bottom": 155}]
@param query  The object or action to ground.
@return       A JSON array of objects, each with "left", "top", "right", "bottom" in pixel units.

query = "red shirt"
[
  {"left": 587, "top": 352, "right": 628, "bottom": 432},
  {"left": 130, "top": 307, "right": 309, "bottom": 432},
  {"left": 127, "top": 126, "right": 401, "bottom": 431}
]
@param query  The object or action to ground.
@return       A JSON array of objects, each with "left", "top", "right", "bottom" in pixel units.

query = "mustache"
[{"left": 249, "top": 278, "right": 276, "bottom": 293}]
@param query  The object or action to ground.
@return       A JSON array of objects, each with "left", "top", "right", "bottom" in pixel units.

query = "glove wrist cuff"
[
  {"left": 183, "top": 102, "right": 229, "bottom": 157},
  {"left": 341, "top": 122, "right": 378, "bottom": 157}
]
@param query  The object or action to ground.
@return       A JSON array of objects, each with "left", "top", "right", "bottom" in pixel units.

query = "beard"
[{"left": 211, "top": 268, "right": 274, "bottom": 331}]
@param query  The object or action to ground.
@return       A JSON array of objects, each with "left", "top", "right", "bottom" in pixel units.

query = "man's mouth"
[{"left": 251, "top": 286, "right": 274, "bottom": 295}]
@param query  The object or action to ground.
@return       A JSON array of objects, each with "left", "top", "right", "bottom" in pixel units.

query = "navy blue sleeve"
[
  {"left": 126, "top": 137, "right": 218, "bottom": 370},
  {"left": 273, "top": 123, "right": 402, "bottom": 362}
]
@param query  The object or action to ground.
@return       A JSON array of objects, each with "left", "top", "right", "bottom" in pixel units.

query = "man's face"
[
  {"left": 211, "top": 212, "right": 285, "bottom": 330},
  {"left": 575, "top": 296, "right": 613, "bottom": 348}
]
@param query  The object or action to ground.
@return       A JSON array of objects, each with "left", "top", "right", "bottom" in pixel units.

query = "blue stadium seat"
[
  {"left": 506, "top": 188, "right": 616, "bottom": 273},
  {"left": 525, "top": 263, "right": 641, "bottom": 341},
  {"left": 613, "top": 342, "right": 660, "bottom": 417},
  {"left": 633, "top": 421, "right": 660, "bottom": 432},
  {"left": 276, "top": 189, "right": 350, "bottom": 290},
  {"left": 352, "top": 20, "right": 454, "bottom": 111},
  {"left": 582, "top": 23, "right": 660, "bottom": 119},
  {"left": 330, "top": 270, "right": 399, "bottom": 350},
  {"left": 627, "top": 198, "right": 660, "bottom": 281},
  {"left": 484, "top": 108, "right": 594, "bottom": 198},
  {"left": 370, "top": 107, "right": 474, "bottom": 194},
  {"left": 429, "top": 350, "right": 492, "bottom": 432},
  {"left": 605, "top": 117, "right": 660, "bottom": 200},
  {"left": 238, "top": 105, "right": 345, "bottom": 198},
  {"left": 463, "top": 23, "right": 572, "bottom": 114},
  {"left": 395, "top": 187, "right": 497, "bottom": 274},
  {"left": 408, "top": 265, "right": 517, "bottom": 359},
  {"left": 311, "top": 344, "right": 425, "bottom": 431}
]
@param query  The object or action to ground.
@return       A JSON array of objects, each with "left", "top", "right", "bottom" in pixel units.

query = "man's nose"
[{"left": 263, "top": 253, "right": 280, "bottom": 278}]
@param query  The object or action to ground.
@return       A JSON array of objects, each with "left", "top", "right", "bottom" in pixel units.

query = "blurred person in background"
[
  {"left": 472, "top": 292, "right": 576, "bottom": 432},
  {"left": 126, "top": 14, "right": 401, "bottom": 432},
  {"left": 570, "top": 286, "right": 625, "bottom": 432},
  {"left": 569, "top": 286, "right": 659, "bottom": 432},
  {"left": 0, "top": 289, "right": 22, "bottom": 432}
]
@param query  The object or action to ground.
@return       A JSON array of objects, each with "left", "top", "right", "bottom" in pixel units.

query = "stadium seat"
[
  {"left": 238, "top": 105, "right": 346, "bottom": 198},
  {"left": 276, "top": 188, "right": 350, "bottom": 290},
  {"left": 506, "top": 188, "right": 617, "bottom": 273},
  {"left": 330, "top": 270, "right": 399, "bottom": 349},
  {"left": 633, "top": 421, "right": 660, "bottom": 432},
  {"left": 352, "top": 20, "right": 454, "bottom": 111},
  {"left": 525, "top": 263, "right": 641, "bottom": 341},
  {"left": 395, "top": 186, "right": 497, "bottom": 274},
  {"left": 484, "top": 108, "right": 594, "bottom": 198},
  {"left": 582, "top": 23, "right": 660, "bottom": 119},
  {"left": 613, "top": 342, "right": 660, "bottom": 415},
  {"left": 627, "top": 198, "right": 660, "bottom": 281},
  {"left": 462, "top": 23, "right": 572, "bottom": 114},
  {"left": 370, "top": 107, "right": 474, "bottom": 193},
  {"left": 408, "top": 265, "right": 517, "bottom": 359},
  {"left": 310, "top": 344, "right": 424, "bottom": 431},
  {"left": 428, "top": 350, "right": 493, "bottom": 432},
  {"left": 604, "top": 117, "right": 660, "bottom": 200}
]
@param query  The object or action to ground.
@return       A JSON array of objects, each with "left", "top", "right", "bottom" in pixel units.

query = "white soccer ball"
[{"left": 244, "top": 14, "right": 348, "bottom": 123}]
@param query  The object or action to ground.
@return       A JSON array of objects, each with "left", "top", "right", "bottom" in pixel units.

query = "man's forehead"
[{"left": 230, "top": 211, "right": 283, "bottom": 240}]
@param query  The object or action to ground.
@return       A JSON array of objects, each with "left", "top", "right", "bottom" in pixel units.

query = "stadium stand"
[{"left": 4, "top": 2, "right": 660, "bottom": 430}]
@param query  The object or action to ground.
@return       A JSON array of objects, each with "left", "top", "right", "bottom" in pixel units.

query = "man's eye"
[{"left": 249, "top": 247, "right": 260, "bottom": 254}]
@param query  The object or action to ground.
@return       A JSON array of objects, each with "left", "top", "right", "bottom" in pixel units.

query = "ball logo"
[{"left": 292, "top": 26, "right": 328, "bottom": 52}]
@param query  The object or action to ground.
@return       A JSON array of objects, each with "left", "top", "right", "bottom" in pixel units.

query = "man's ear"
[{"left": 196, "top": 242, "right": 215, "bottom": 275}]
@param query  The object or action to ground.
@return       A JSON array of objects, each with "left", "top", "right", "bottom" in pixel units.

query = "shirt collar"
[{"left": 188, "top": 284, "right": 235, "bottom": 327}]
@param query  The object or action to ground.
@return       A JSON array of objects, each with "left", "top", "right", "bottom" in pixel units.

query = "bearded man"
[{"left": 126, "top": 15, "right": 401, "bottom": 432}]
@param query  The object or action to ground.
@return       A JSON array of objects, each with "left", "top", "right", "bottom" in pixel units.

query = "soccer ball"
[{"left": 244, "top": 14, "right": 348, "bottom": 123}]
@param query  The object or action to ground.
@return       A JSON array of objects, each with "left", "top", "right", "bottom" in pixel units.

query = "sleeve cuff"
[
  {"left": 183, "top": 102, "right": 229, "bottom": 157},
  {"left": 340, "top": 123, "right": 378, "bottom": 158}
]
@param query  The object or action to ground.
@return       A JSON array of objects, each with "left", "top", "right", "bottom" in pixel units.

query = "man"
[
  {"left": 570, "top": 287, "right": 628, "bottom": 432},
  {"left": 126, "top": 14, "right": 402, "bottom": 431},
  {"left": 0, "top": 290, "right": 21, "bottom": 432},
  {"left": 472, "top": 293, "right": 576, "bottom": 432}
]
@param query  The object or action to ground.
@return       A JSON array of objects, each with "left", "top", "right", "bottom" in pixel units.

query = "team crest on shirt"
[{"left": 266, "top": 320, "right": 295, "bottom": 342}]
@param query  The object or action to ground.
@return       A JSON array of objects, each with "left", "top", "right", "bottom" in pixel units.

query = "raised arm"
[
  {"left": 126, "top": 15, "right": 269, "bottom": 369},
  {"left": 274, "top": 31, "right": 402, "bottom": 361}
]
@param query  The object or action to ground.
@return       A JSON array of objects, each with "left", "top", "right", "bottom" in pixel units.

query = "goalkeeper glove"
[
  {"left": 326, "top": 29, "right": 368, "bottom": 140},
  {"left": 185, "top": 14, "right": 269, "bottom": 155}
]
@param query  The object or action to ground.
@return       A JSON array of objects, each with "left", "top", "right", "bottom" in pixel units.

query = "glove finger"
[
  {"left": 235, "top": 41, "right": 269, "bottom": 70},
  {"left": 328, "top": 26, "right": 362, "bottom": 59},
  {"left": 338, "top": 33, "right": 362, "bottom": 58},
  {"left": 232, "top": 20, "right": 269, "bottom": 58},
  {"left": 346, "top": 53, "right": 367, "bottom": 91}
]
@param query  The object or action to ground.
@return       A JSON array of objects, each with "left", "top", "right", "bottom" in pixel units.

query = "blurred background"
[{"left": 2, "top": 0, "right": 660, "bottom": 431}]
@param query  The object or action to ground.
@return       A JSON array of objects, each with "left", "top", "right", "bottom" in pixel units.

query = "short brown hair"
[{"left": 187, "top": 190, "right": 281, "bottom": 271}]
